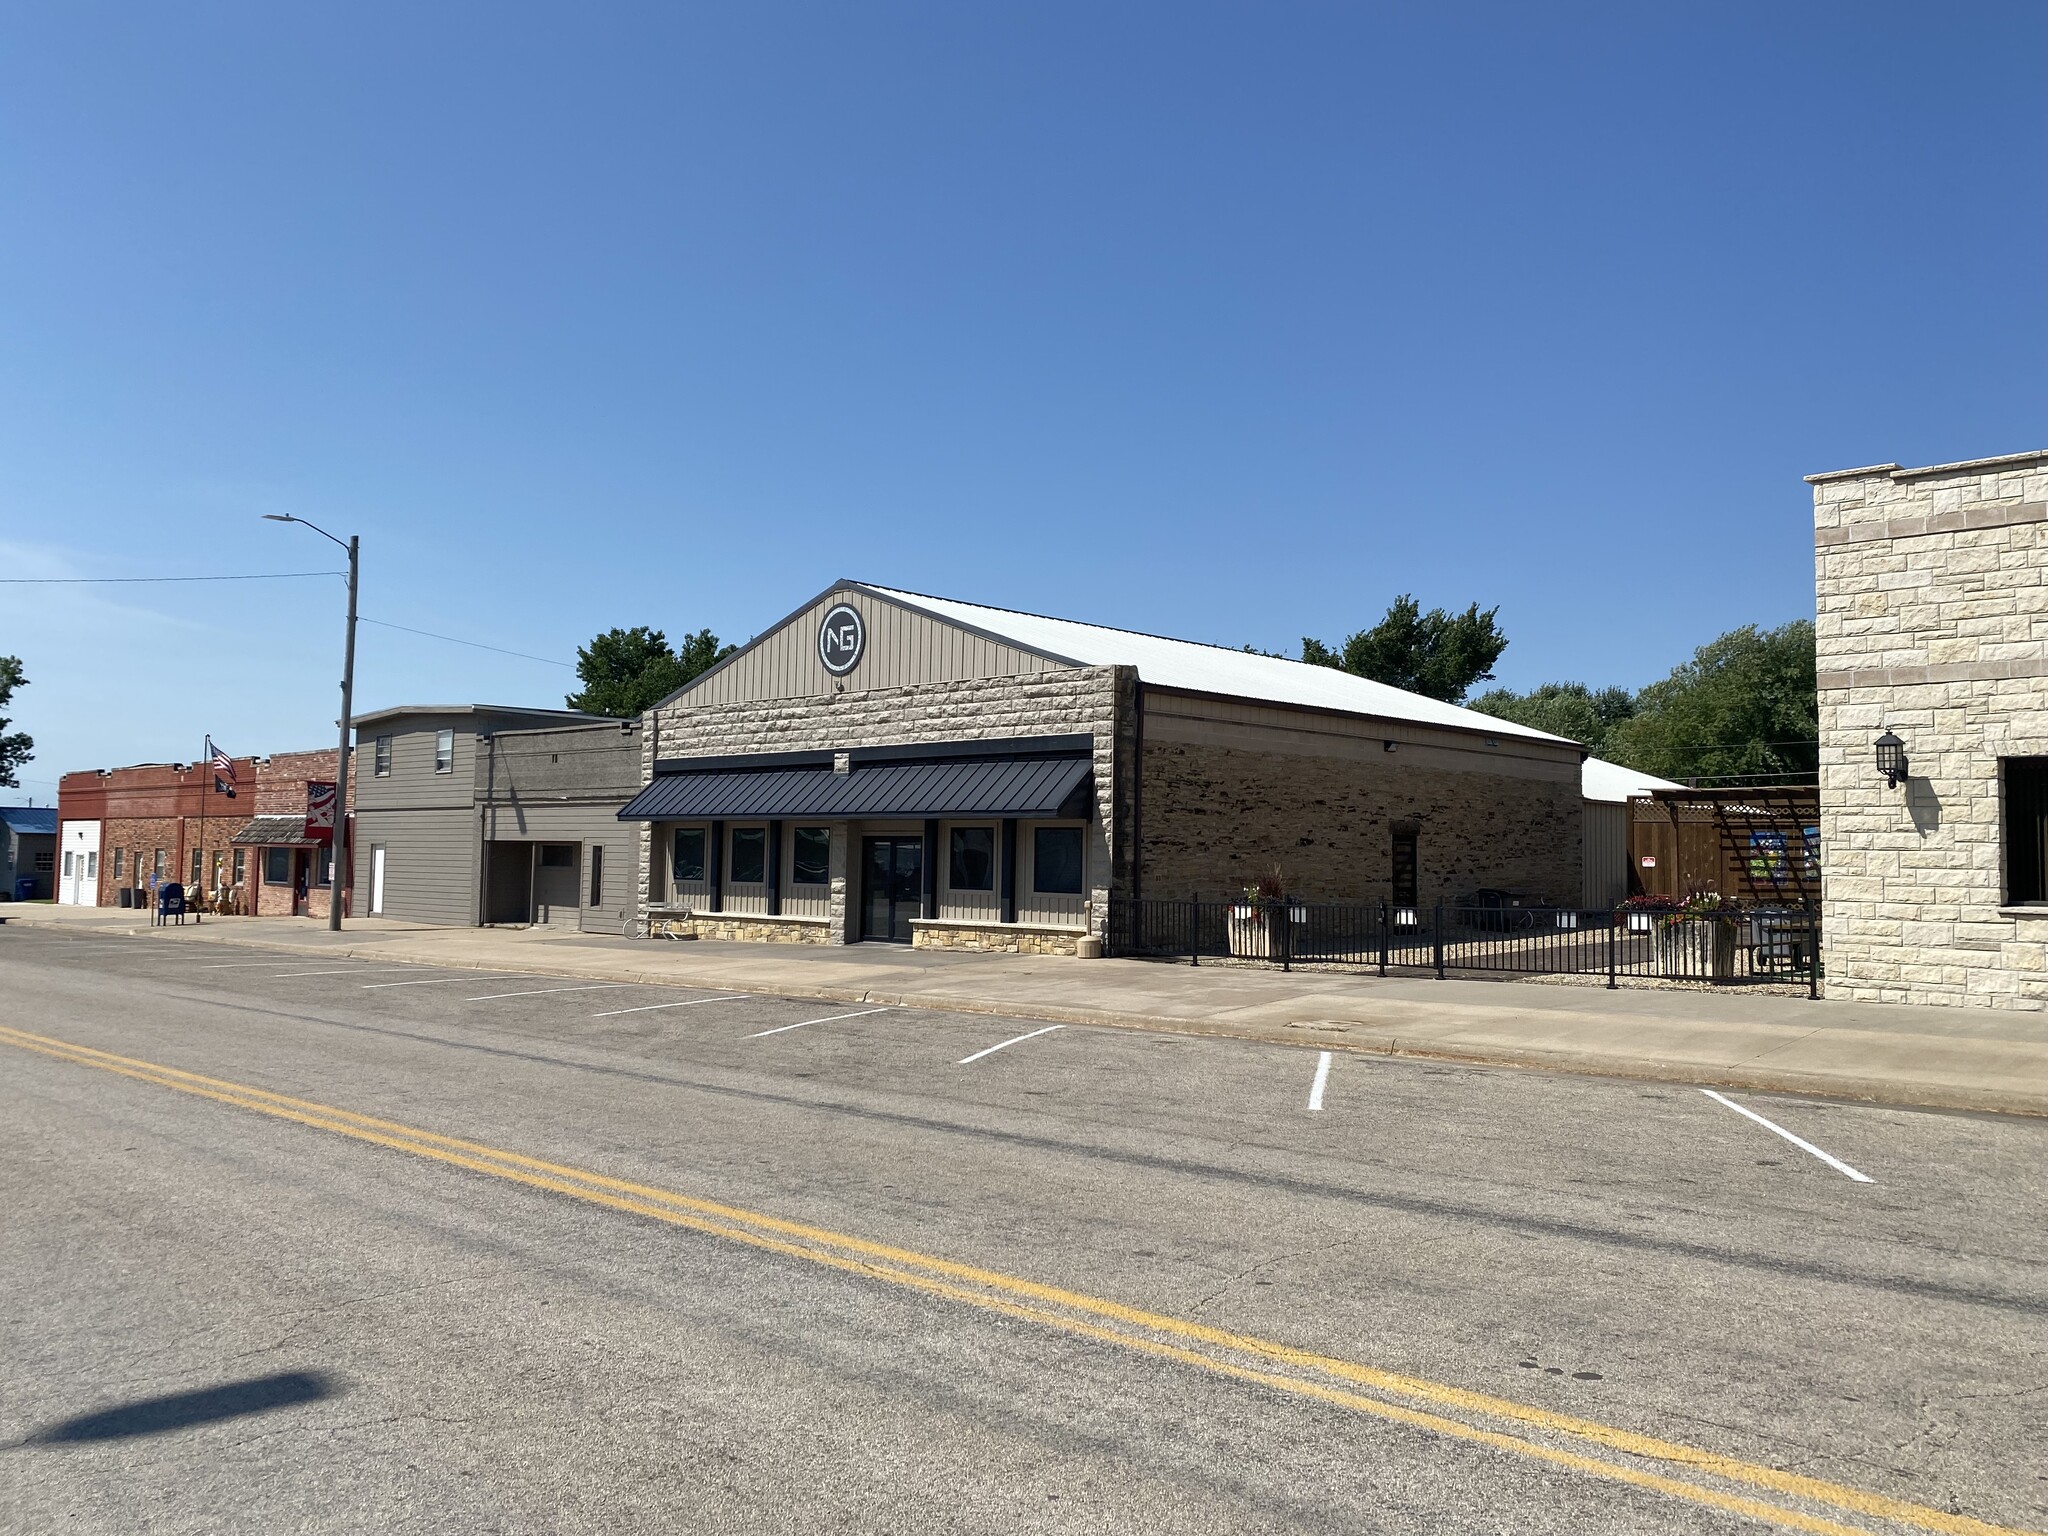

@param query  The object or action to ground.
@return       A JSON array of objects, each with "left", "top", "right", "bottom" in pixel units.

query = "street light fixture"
[{"left": 263, "top": 514, "right": 359, "bottom": 931}]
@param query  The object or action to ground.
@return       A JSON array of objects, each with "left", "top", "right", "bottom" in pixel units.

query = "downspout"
[{"left": 1131, "top": 678, "right": 1145, "bottom": 907}]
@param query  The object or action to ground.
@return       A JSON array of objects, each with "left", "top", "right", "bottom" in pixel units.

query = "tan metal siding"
[
  {"left": 678, "top": 588, "right": 1061, "bottom": 707},
  {"left": 1583, "top": 800, "right": 1629, "bottom": 909}
]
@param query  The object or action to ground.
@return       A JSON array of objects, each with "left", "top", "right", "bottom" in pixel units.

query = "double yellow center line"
[{"left": 2, "top": 1023, "right": 2030, "bottom": 1536}]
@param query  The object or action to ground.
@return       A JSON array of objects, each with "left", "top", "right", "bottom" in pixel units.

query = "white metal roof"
[
  {"left": 862, "top": 585, "right": 1577, "bottom": 746},
  {"left": 1581, "top": 756, "right": 1683, "bottom": 802}
]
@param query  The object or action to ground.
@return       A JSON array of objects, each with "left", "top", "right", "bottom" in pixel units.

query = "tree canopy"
[
  {"left": 566, "top": 626, "right": 736, "bottom": 717},
  {"left": 1470, "top": 621, "right": 1817, "bottom": 783},
  {"left": 1468, "top": 682, "right": 1636, "bottom": 758},
  {"left": 0, "top": 655, "right": 32, "bottom": 789},
  {"left": 1302, "top": 595, "right": 1508, "bottom": 703}
]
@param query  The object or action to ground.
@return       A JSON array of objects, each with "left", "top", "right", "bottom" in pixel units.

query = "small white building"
[{"left": 1580, "top": 757, "right": 1682, "bottom": 909}]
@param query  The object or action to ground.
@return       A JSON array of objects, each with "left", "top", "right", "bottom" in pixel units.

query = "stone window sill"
[{"left": 1998, "top": 906, "right": 2048, "bottom": 920}]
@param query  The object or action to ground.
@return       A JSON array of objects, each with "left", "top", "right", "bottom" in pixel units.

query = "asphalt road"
[{"left": 3, "top": 925, "right": 2044, "bottom": 1535}]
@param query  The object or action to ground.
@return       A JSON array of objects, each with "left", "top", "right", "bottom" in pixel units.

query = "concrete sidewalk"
[{"left": 9, "top": 902, "right": 2046, "bottom": 1114}]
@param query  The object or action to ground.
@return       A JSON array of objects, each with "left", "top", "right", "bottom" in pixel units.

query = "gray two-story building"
[{"left": 352, "top": 704, "right": 640, "bottom": 932}]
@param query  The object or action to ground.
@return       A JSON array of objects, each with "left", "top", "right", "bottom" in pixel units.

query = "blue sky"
[{"left": 4, "top": 2, "right": 2043, "bottom": 797}]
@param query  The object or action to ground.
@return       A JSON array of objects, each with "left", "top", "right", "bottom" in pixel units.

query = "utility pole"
[{"left": 264, "top": 515, "right": 359, "bottom": 930}]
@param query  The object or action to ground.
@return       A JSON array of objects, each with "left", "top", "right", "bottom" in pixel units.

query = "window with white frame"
[
  {"left": 374, "top": 735, "right": 392, "bottom": 776},
  {"left": 434, "top": 729, "right": 454, "bottom": 774}
]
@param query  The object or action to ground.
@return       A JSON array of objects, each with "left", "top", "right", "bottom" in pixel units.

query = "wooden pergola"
[{"left": 1627, "top": 786, "right": 1821, "bottom": 906}]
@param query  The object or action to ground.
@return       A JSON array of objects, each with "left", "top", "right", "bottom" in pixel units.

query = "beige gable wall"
[{"left": 676, "top": 586, "right": 1064, "bottom": 707}]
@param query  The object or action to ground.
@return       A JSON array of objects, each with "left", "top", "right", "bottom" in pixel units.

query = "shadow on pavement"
[{"left": 23, "top": 1370, "right": 338, "bottom": 1444}]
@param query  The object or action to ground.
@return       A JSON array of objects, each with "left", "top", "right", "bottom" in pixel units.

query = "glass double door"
[{"left": 861, "top": 836, "right": 923, "bottom": 943}]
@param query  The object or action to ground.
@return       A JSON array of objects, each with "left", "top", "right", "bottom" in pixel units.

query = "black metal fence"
[{"left": 1103, "top": 897, "right": 1819, "bottom": 995}]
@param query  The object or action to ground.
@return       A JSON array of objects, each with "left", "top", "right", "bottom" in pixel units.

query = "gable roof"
[
  {"left": 0, "top": 806, "right": 57, "bottom": 835},
  {"left": 856, "top": 584, "right": 1576, "bottom": 746},
  {"left": 1581, "top": 757, "right": 1683, "bottom": 803}
]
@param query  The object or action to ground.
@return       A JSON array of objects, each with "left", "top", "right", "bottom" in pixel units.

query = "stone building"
[
  {"left": 623, "top": 582, "right": 1587, "bottom": 952},
  {"left": 1810, "top": 448, "right": 2048, "bottom": 1009}
]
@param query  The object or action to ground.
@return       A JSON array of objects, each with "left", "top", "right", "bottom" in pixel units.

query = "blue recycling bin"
[{"left": 12, "top": 877, "right": 34, "bottom": 902}]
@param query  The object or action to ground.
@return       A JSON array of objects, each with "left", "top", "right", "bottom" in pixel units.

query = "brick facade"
[
  {"left": 1811, "top": 450, "right": 2048, "bottom": 1009},
  {"left": 59, "top": 749, "right": 354, "bottom": 917}
]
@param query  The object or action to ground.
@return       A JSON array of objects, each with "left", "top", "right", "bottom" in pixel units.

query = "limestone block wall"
[
  {"left": 636, "top": 667, "right": 1136, "bottom": 942},
  {"left": 1140, "top": 737, "right": 1583, "bottom": 907},
  {"left": 1811, "top": 450, "right": 2048, "bottom": 1009}
]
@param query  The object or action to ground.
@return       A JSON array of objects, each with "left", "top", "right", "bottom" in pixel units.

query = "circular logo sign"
[{"left": 818, "top": 603, "right": 866, "bottom": 676}]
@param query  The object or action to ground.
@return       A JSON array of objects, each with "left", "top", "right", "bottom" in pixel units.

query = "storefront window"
[
  {"left": 264, "top": 848, "right": 291, "bottom": 885},
  {"left": 316, "top": 846, "right": 333, "bottom": 887},
  {"left": 1032, "top": 826, "right": 1083, "bottom": 895},
  {"left": 792, "top": 828, "right": 830, "bottom": 885},
  {"left": 671, "top": 827, "right": 706, "bottom": 883},
  {"left": 949, "top": 827, "right": 994, "bottom": 891},
  {"left": 233, "top": 849, "right": 247, "bottom": 885},
  {"left": 730, "top": 827, "right": 767, "bottom": 884}
]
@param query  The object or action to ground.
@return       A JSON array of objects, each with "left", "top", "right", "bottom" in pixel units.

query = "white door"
[
  {"left": 370, "top": 847, "right": 386, "bottom": 915},
  {"left": 58, "top": 821, "right": 101, "bottom": 905}
]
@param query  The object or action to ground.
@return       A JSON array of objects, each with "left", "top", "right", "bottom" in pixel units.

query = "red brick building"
[{"left": 56, "top": 749, "right": 355, "bottom": 917}]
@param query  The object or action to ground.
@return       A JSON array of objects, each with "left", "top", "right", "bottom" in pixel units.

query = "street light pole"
[{"left": 264, "top": 515, "right": 359, "bottom": 931}]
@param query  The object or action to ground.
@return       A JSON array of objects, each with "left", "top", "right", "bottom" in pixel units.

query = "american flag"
[{"left": 208, "top": 737, "right": 236, "bottom": 797}]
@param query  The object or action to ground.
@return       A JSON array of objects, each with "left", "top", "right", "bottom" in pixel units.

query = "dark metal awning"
[
  {"left": 619, "top": 755, "right": 1093, "bottom": 823},
  {"left": 231, "top": 815, "right": 317, "bottom": 847}
]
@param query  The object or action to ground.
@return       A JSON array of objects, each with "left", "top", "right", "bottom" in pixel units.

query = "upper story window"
[
  {"left": 949, "top": 827, "right": 994, "bottom": 891},
  {"left": 2006, "top": 758, "right": 2048, "bottom": 906},
  {"left": 792, "top": 827, "right": 830, "bottom": 885},
  {"left": 374, "top": 736, "right": 392, "bottom": 777},
  {"left": 1032, "top": 826, "right": 1083, "bottom": 895},
  {"left": 730, "top": 827, "right": 767, "bottom": 885},
  {"left": 434, "top": 729, "right": 454, "bottom": 774}
]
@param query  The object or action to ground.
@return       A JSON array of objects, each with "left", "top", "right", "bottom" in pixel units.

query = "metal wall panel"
[
  {"left": 678, "top": 588, "right": 1062, "bottom": 707},
  {"left": 352, "top": 806, "right": 479, "bottom": 926},
  {"left": 1582, "top": 800, "right": 1629, "bottom": 909}
]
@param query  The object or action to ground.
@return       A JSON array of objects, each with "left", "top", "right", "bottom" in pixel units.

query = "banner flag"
[
  {"left": 306, "top": 781, "right": 337, "bottom": 843},
  {"left": 208, "top": 737, "right": 237, "bottom": 798}
]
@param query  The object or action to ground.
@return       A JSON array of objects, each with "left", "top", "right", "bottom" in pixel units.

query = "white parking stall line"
[
  {"left": 591, "top": 995, "right": 751, "bottom": 1018},
  {"left": 466, "top": 985, "right": 633, "bottom": 1002},
  {"left": 957, "top": 1024, "right": 1065, "bottom": 1065},
  {"left": 1307, "top": 1050, "right": 1332, "bottom": 1112},
  {"left": 362, "top": 975, "right": 515, "bottom": 990},
  {"left": 199, "top": 962, "right": 305, "bottom": 969},
  {"left": 748, "top": 1007, "right": 893, "bottom": 1039},
  {"left": 274, "top": 967, "right": 425, "bottom": 978},
  {"left": 1699, "top": 1089, "right": 1874, "bottom": 1183}
]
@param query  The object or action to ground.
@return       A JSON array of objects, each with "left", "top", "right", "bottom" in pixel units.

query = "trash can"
[
  {"left": 117, "top": 886, "right": 134, "bottom": 908},
  {"left": 12, "top": 877, "right": 35, "bottom": 902}
]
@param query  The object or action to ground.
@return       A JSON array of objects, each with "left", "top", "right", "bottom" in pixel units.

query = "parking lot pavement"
[{"left": 5, "top": 926, "right": 2046, "bottom": 1534}]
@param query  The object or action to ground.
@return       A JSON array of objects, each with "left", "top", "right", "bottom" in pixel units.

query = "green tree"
[
  {"left": 0, "top": 656, "right": 31, "bottom": 789},
  {"left": 1601, "top": 621, "right": 1817, "bottom": 782},
  {"left": 1302, "top": 595, "right": 1508, "bottom": 703},
  {"left": 1469, "top": 682, "right": 1636, "bottom": 755},
  {"left": 566, "top": 626, "right": 736, "bottom": 717}
]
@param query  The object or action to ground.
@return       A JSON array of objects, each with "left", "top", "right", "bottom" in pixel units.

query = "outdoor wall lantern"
[{"left": 1874, "top": 729, "right": 1909, "bottom": 788}]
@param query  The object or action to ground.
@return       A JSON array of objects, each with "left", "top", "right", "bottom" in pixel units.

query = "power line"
[
  {"left": 0, "top": 570, "right": 342, "bottom": 584},
  {"left": 358, "top": 616, "right": 573, "bottom": 669}
]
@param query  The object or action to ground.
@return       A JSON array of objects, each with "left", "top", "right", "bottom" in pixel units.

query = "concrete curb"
[{"left": 35, "top": 917, "right": 2046, "bottom": 1119}]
